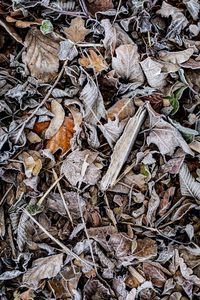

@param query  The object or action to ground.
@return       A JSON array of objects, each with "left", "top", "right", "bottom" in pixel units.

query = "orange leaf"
[
  {"left": 33, "top": 121, "right": 50, "bottom": 135},
  {"left": 79, "top": 49, "right": 108, "bottom": 73},
  {"left": 46, "top": 117, "right": 74, "bottom": 154}
]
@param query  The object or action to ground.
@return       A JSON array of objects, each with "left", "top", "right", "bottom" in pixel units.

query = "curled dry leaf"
[
  {"left": 19, "top": 150, "right": 42, "bottom": 178},
  {"left": 140, "top": 57, "right": 167, "bottom": 90},
  {"left": 23, "top": 254, "right": 63, "bottom": 289},
  {"left": 112, "top": 44, "right": 144, "bottom": 84},
  {"left": 0, "top": 17, "right": 23, "bottom": 44},
  {"left": 159, "top": 48, "right": 194, "bottom": 65},
  {"left": 106, "top": 98, "right": 135, "bottom": 121},
  {"left": 61, "top": 149, "right": 102, "bottom": 186},
  {"left": 146, "top": 103, "right": 193, "bottom": 156},
  {"left": 99, "top": 118, "right": 126, "bottom": 148},
  {"left": 46, "top": 117, "right": 74, "bottom": 154},
  {"left": 22, "top": 28, "right": 59, "bottom": 83},
  {"left": 63, "top": 17, "right": 89, "bottom": 43},
  {"left": 45, "top": 100, "right": 65, "bottom": 140},
  {"left": 83, "top": 279, "right": 111, "bottom": 300},
  {"left": 79, "top": 49, "right": 108, "bottom": 73}
]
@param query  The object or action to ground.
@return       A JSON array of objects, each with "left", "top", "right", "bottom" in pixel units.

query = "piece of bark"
[{"left": 100, "top": 105, "right": 146, "bottom": 191}]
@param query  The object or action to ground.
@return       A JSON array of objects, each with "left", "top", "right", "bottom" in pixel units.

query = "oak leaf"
[
  {"left": 63, "top": 17, "right": 89, "bottom": 43},
  {"left": 46, "top": 117, "right": 74, "bottom": 154},
  {"left": 22, "top": 28, "right": 59, "bottom": 83},
  {"left": 79, "top": 49, "right": 108, "bottom": 73}
]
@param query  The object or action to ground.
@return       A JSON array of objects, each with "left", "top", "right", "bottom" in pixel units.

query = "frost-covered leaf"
[
  {"left": 146, "top": 103, "right": 193, "bottom": 156},
  {"left": 80, "top": 75, "right": 106, "bottom": 125},
  {"left": 159, "top": 48, "right": 194, "bottom": 65},
  {"left": 183, "top": 0, "right": 200, "bottom": 20},
  {"left": 132, "top": 238, "right": 157, "bottom": 261},
  {"left": 112, "top": 44, "right": 144, "bottom": 84},
  {"left": 23, "top": 254, "right": 63, "bottom": 289},
  {"left": 45, "top": 100, "right": 65, "bottom": 140},
  {"left": 143, "top": 262, "right": 167, "bottom": 288},
  {"left": 61, "top": 149, "right": 102, "bottom": 186},
  {"left": 58, "top": 40, "right": 78, "bottom": 61},
  {"left": 79, "top": 49, "right": 108, "bottom": 73},
  {"left": 63, "top": 17, "right": 89, "bottom": 43},
  {"left": 0, "top": 270, "right": 23, "bottom": 281},
  {"left": 40, "top": 20, "right": 53, "bottom": 35},
  {"left": 99, "top": 118, "right": 126, "bottom": 148},
  {"left": 179, "top": 163, "right": 200, "bottom": 201},
  {"left": 22, "top": 28, "right": 59, "bottom": 83}
]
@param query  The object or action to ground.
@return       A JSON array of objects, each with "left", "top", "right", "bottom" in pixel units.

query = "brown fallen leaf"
[
  {"left": 46, "top": 117, "right": 74, "bottom": 154},
  {"left": 63, "top": 17, "right": 89, "bottom": 43},
  {"left": 79, "top": 49, "right": 108, "bottom": 73},
  {"left": 45, "top": 100, "right": 65, "bottom": 140},
  {"left": 6, "top": 15, "right": 42, "bottom": 28},
  {"left": 132, "top": 238, "right": 157, "bottom": 261},
  {"left": 33, "top": 121, "right": 50, "bottom": 135},
  {"left": 22, "top": 28, "right": 59, "bottom": 83},
  {"left": 0, "top": 17, "right": 23, "bottom": 44},
  {"left": 107, "top": 98, "right": 135, "bottom": 121},
  {"left": 86, "top": 0, "right": 114, "bottom": 15},
  {"left": 143, "top": 261, "right": 167, "bottom": 287}
]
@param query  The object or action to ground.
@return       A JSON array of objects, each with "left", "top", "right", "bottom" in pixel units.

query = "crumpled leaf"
[
  {"left": 19, "top": 150, "right": 42, "bottom": 178},
  {"left": 83, "top": 279, "right": 111, "bottom": 300},
  {"left": 183, "top": 0, "right": 200, "bottom": 20},
  {"left": 146, "top": 103, "right": 193, "bottom": 156},
  {"left": 112, "top": 44, "right": 144, "bottom": 84},
  {"left": 63, "top": 17, "right": 89, "bottom": 43},
  {"left": 80, "top": 75, "right": 106, "bottom": 125},
  {"left": 0, "top": 17, "right": 23, "bottom": 44},
  {"left": 46, "top": 117, "right": 74, "bottom": 154},
  {"left": 61, "top": 149, "right": 102, "bottom": 186},
  {"left": 79, "top": 49, "right": 108, "bottom": 73},
  {"left": 45, "top": 100, "right": 65, "bottom": 140},
  {"left": 179, "top": 163, "right": 200, "bottom": 201},
  {"left": 22, "top": 28, "right": 59, "bottom": 83},
  {"left": 140, "top": 57, "right": 167, "bottom": 90},
  {"left": 143, "top": 261, "right": 167, "bottom": 288},
  {"left": 58, "top": 40, "right": 78, "bottom": 61},
  {"left": 0, "top": 270, "right": 24, "bottom": 281},
  {"left": 23, "top": 254, "right": 63, "bottom": 289},
  {"left": 99, "top": 118, "right": 126, "bottom": 148}
]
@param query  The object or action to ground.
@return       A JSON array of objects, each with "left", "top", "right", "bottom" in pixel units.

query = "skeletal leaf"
[
  {"left": 63, "top": 17, "right": 89, "bottom": 43},
  {"left": 23, "top": 254, "right": 63, "bottom": 289},
  {"left": 22, "top": 28, "right": 59, "bottom": 83},
  {"left": 112, "top": 44, "right": 144, "bottom": 84},
  {"left": 179, "top": 163, "right": 200, "bottom": 201},
  {"left": 80, "top": 75, "right": 106, "bottom": 125},
  {"left": 45, "top": 100, "right": 65, "bottom": 140},
  {"left": 79, "top": 49, "right": 108, "bottom": 73},
  {"left": 46, "top": 117, "right": 74, "bottom": 154}
]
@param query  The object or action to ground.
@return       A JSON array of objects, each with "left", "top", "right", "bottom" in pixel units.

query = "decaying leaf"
[
  {"left": 107, "top": 98, "right": 135, "bottom": 121},
  {"left": 143, "top": 261, "right": 167, "bottom": 287},
  {"left": 179, "top": 163, "right": 200, "bottom": 202},
  {"left": 112, "top": 44, "right": 144, "bottom": 84},
  {"left": 61, "top": 149, "right": 102, "bottom": 186},
  {"left": 22, "top": 28, "right": 59, "bottom": 83},
  {"left": 132, "top": 238, "right": 157, "bottom": 261},
  {"left": 146, "top": 103, "right": 193, "bottom": 156},
  {"left": 79, "top": 49, "right": 108, "bottom": 73},
  {"left": 99, "top": 118, "right": 126, "bottom": 148},
  {"left": 45, "top": 100, "right": 65, "bottom": 140},
  {"left": 86, "top": 0, "right": 114, "bottom": 15},
  {"left": 0, "top": 17, "right": 23, "bottom": 44},
  {"left": 80, "top": 75, "right": 106, "bottom": 125},
  {"left": 23, "top": 254, "right": 63, "bottom": 289},
  {"left": 46, "top": 117, "right": 74, "bottom": 154},
  {"left": 63, "top": 17, "right": 89, "bottom": 43},
  {"left": 159, "top": 48, "right": 194, "bottom": 65}
]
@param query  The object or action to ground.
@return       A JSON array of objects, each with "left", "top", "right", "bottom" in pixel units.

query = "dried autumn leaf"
[
  {"left": 86, "top": 0, "right": 114, "bottom": 15},
  {"left": 61, "top": 149, "right": 102, "bottom": 186},
  {"left": 46, "top": 117, "right": 74, "bottom": 154},
  {"left": 63, "top": 17, "right": 89, "bottom": 43},
  {"left": 33, "top": 121, "right": 50, "bottom": 135},
  {"left": 79, "top": 49, "right": 108, "bottom": 73},
  {"left": 179, "top": 163, "right": 200, "bottom": 201},
  {"left": 133, "top": 238, "right": 157, "bottom": 261},
  {"left": 159, "top": 48, "right": 194, "bottom": 65},
  {"left": 112, "top": 44, "right": 144, "bottom": 84},
  {"left": 0, "top": 17, "right": 23, "bottom": 44},
  {"left": 107, "top": 98, "right": 135, "bottom": 121},
  {"left": 23, "top": 254, "right": 63, "bottom": 289},
  {"left": 143, "top": 261, "right": 167, "bottom": 287},
  {"left": 22, "top": 28, "right": 59, "bottom": 83},
  {"left": 45, "top": 100, "right": 65, "bottom": 140}
]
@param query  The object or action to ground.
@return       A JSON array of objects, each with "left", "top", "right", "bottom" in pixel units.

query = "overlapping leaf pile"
[{"left": 0, "top": 0, "right": 200, "bottom": 299}]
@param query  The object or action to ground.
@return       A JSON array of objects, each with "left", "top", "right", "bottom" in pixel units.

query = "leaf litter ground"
[{"left": 0, "top": 0, "right": 200, "bottom": 299}]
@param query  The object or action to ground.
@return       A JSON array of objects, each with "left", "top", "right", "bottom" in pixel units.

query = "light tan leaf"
[
  {"left": 63, "top": 17, "right": 89, "bottom": 43},
  {"left": 107, "top": 98, "right": 135, "bottom": 121},
  {"left": 61, "top": 149, "right": 102, "bottom": 186},
  {"left": 140, "top": 57, "right": 167, "bottom": 90},
  {"left": 112, "top": 44, "right": 144, "bottom": 84},
  {"left": 79, "top": 49, "right": 108, "bottom": 73},
  {"left": 46, "top": 117, "right": 74, "bottom": 154},
  {"left": 45, "top": 100, "right": 65, "bottom": 140},
  {"left": 159, "top": 48, "right": 194, "bottom": 65},
  {"left": 19, "top": 151, "right": 42, "bottom": 178},
  {"left": 99, "top": 118, "right": 126, "bottom": 148},
  {"left": 23, "top": 254, "right": 63, "bottom": 289},
  {"left": 22, "top": 28, "right": 59, "bottom": 83}
]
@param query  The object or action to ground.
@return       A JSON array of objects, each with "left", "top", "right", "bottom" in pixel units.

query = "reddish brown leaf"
[
  {"left": 86, "top": 0, "right": 114, "bottom": 15},
  {"left": 133, "top": 238, "right": 157, "bottom": 261},
  {"left": 143, "top": 262, "right": 167, "bottom": 287},
  {"left": 46, "top": 117, "right": 74, "bottom": 154},
  {"left": 33, "top": 121, "right": 50, "bottom": 135}
]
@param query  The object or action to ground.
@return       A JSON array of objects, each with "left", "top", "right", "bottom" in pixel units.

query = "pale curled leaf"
[
  {"left": 179, "top": 163, "right": 200, "bottom": 201},
  {"left": 146, "top": 103, "right": 193, "bottom": 156},
  {"left": 99, "top": 118, "right": 126, "bottom": 148},
  {"left": 140, "top": 57, "right": 167, "bottom": 90},
  {"left": 22, "top": 28, "right": 59, "bottom": 83},
  {"left": 80, "top": 75, "right": 106, "bottom": 125},
  {"left": 159, "top": 48, "right": 194, "bottom": 65},
  {"left": 112, "top": 44, "right": 144, "bottom": 84},
  {"left": 23, "top": 254, "right": 63, "bottom": 289},
  {"left": 45, "top": 100, "right": 65, "bottom": 140}
]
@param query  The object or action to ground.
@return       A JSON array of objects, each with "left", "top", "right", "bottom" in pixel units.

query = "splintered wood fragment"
[{"left": 100, "top": 105, "right": 147, "bottom": 191}]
